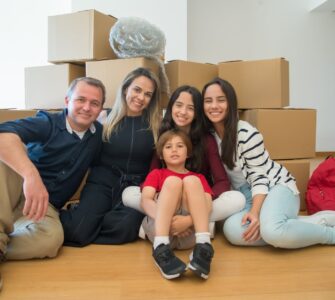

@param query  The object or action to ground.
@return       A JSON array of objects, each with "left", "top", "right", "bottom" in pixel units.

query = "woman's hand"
[
  {"left": 241, "top": 212, "right": 261, "bottom": 242},
  {"left": 241, "top": 194, "right": 266, "bottom": 242}
]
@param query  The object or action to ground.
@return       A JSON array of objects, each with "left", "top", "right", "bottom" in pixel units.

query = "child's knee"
[
  {"left": 163, "top": 176, "right": 183, "bottom": 189},
  {"left": 183, "top": 175, "right": 201, "bottom": 184}
]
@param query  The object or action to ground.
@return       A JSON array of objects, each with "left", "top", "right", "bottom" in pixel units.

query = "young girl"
[
  {"left": 202, "top": 77, "right": 335, "bottom": 248},
  {"left": 141, "top": 129, "right": 214, "bottom": 280}
]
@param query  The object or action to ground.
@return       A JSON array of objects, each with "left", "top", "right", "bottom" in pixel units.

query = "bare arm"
[
  {"left": 140, "top": 186, "right": 158, "bottom": 219},
  {"left": 0, "top": 133, "right": 49, "bottom": 221}
]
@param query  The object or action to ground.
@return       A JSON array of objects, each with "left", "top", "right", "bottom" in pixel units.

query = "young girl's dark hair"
[
  {"left": 159, "top": 85, "right": 206, "bottom": 172},
  {"left": 202, "top": 78, "right": 238, "bottom": 170}
]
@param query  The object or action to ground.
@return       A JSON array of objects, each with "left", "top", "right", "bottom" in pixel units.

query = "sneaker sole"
[
  {"left": 154, "top": 262, "right": 187, "bottom": 280},
  {"left": 188, "top": 262, "right": 209, "bottom": 279}
]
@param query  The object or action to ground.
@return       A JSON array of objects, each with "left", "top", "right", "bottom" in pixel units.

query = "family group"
[{"left": 1, "top": 68, "right": 335, "bottom": 289}]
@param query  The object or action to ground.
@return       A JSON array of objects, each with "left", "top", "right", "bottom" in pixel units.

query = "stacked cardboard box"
[
  {"left": 220, "top": 58, "right": 315, "bottom": 210},
  {"left": 22, "top": 10, "right": 316, "bottom": 209},
  {"left": 25, "top": 9, "right": 221, "bottom": 110},
  {"left": 86, "top": 57, "right": 161, "bottom": 108},
  {"left": 0, "top": 109, "right": 37, "bottom": 123},
  {"left": 25, "top": 9, "right": 117, "bottom": 109},
  {"left": 25, "top": 64, "right": 85, "bottom": 109}
]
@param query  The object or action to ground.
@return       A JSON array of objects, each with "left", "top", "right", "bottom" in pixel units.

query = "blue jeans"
[{"left": 223, "top": 183, "right": 335, "bottom": 248}]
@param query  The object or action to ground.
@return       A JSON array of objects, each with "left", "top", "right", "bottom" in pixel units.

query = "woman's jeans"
[{"left": 223, "top": 184, "right": 335, "bottom": 248}]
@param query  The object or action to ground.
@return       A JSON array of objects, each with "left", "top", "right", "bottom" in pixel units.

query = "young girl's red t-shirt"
[{"left": 143, "top": 168, "right": 213, "bottom": 195}]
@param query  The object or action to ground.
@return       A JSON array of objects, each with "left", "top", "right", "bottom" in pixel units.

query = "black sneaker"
[
  {"left": 152, "top": 244, "right": 187, "bottom": 279},
  {"left": 188, "top": 243, "right": 214, "bottom": 279}
]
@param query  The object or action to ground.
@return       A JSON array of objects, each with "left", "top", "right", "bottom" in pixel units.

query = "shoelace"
[
  {"left": 197, "top": 246, "right": 213, "bottom": 261},
  {"left": 156, "top": 248, "right": 174, "bottom": 264}
]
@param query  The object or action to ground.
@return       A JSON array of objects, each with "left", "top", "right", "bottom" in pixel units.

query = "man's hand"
[
  {"left": 22, "top": 173, "right": 49, "bottom": 222},
  {"left": 0, "top": 133, "right": 49, "bottom": 222}
]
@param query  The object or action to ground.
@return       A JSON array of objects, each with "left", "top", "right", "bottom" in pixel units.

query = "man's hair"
[{"left": 66, "top": 77, "right": 106, "bottom": 105}]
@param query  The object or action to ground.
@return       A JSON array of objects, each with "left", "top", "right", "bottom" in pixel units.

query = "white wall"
[
  {"left": 187, "top": 0, "right": 335, "bottom": 151},
  {"left": 0, "top": 0, "right": 333, "bottom": 151},
  {"left": 71, "top": 0, "right": 188, "bottom": 61},
  {"left": 0, "top": 0, "right": 186, "bottom": 110},
  {"left": 0, "top": 0, "right": 71, "bottom": 109}
]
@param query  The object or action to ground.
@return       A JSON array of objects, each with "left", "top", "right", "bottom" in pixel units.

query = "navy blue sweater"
[{"left": 0, "top": 110, "right": 102, "bottom": 209}]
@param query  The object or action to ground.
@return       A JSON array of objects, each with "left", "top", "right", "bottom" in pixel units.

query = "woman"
[
  {"left": 123, "top": 85, "right": 245, "bottom": 238},
  {"left": 202, "top": 77, "right": 335, "bottom": 248},
  {"left": 60, "top": 67, "right": 161, "bottom": 246}
]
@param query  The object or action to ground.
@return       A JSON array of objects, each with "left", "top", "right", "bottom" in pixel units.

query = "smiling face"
[
  {"left": 203, "top": 83, "right": 228, "bottom": 125},
  {"left": 65, "top": 81, "right": 103, "bottom": 131},
  {"left": 171, "top": 91, "right": 195, "bottom": 132},
  {"left": 125, "top": 75, "right": 155, "bottom": 116}
]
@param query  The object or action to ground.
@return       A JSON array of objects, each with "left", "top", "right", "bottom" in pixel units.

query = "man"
[{"left": 0, "top": 77, "right": 105, "bottom": 290}]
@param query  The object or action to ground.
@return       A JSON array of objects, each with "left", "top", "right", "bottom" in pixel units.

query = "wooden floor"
[
  {"left": 1, "top": 234, "right": 335, "bottom": 300},
  {"left": 1, "top": 155, "right": 335, "bottom": 299}
]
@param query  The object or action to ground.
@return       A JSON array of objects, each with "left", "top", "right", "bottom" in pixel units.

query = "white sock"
[
  {"left": 195, "top": 232, "right": 211, "bottom": 244},
  {"left": 153, "top": 236, "right": 170, "bottom": 249}
]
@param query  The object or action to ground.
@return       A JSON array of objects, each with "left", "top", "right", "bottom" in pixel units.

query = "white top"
[
  {"left": 213, "top": 132, "right": 247, "bottom": 189},
  {"left": 212, "top": 120, "right": 299, "bottom": 197}
]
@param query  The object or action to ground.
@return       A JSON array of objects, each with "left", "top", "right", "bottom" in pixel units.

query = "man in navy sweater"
[{"left": 0, "top": 77, "right": 105, "bottom": 290}]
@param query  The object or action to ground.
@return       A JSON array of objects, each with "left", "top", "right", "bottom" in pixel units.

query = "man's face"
[{"left": 65, "top": 81, "right": 103, "bottom": 131}]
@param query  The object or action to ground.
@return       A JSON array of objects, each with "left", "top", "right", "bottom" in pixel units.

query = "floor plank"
[
  {"left": 1, "top": 233, "right": 335, "bottom": 300},
  {"left": 1, "top": 156, "right": 335, "bottom": 299}
]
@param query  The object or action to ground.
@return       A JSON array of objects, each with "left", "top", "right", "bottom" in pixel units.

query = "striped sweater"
[{"left": 216, "top": 120, "right": 299, "bottom": 197}]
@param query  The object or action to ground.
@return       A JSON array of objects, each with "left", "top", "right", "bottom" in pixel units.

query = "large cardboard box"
[
  {"left": 276, "top": 159, "right": 310, "bottom": 210},
  {"left": 86, "top": 57, "right": 161, "bottom": 108},
  {"left": 165, "top": 60, "right": 217, "bottom": 95},
  {"left": 218, "top": 58, "right": 289, "bottom": 109},
  {"left": 240, "top": 108, "right": 316, "bottom": 159},
  {"left": 0, "top": 109, "right": 37, "bottom": 123},
  {"left": 25, "top": 64, "right": 85, "bottom": 109},
  {"left": 48, "top": 10, "right": 117, "bottom": 63}
]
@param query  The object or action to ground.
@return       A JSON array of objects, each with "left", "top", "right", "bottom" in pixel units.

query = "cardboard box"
[
  {"left": 276, "top": 159, "right": 310, "bottom": 210},
  {"left": 240, "top": 108, "right": 316, "bottom": 159},
  {"left": 48, "top": 10, "right": 117, "bottom": 63},
  {"left": 86, "top": 57, "right": 161, "bottom": 108},
  {"left": 165, "top": 60, "right": 218, "bottom": 95},
  {"left": 25, "top": 63, "right": 85, "bottom": 109},
  {"left": 0, "top": 109, "right": 37, "bottom": 123},
  {"left": 218, "top": 58, "right": 289, "bottom": 109}
]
